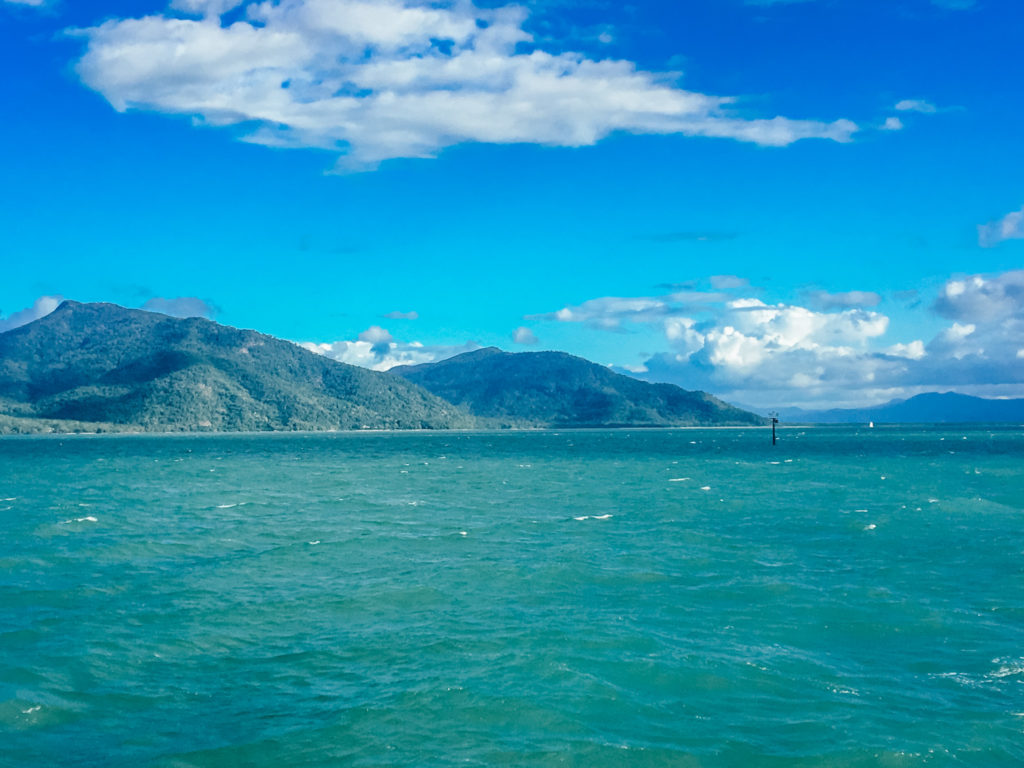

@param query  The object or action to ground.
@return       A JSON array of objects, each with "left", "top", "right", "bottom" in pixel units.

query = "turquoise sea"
[{"left": 1, "top": 427, "right": 1023, "bottom": 766}]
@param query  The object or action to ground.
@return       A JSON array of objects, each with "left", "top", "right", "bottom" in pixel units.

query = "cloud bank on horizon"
[
  {"left": 531, "top": 269, "right": 1024, "bottom": 409},
  {"left": 73, "top": 0, "right": 859, "bottom": 170}
]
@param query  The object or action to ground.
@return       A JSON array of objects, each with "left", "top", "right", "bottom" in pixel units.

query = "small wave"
[
  {"left": 458, "top": 531, "right": 468, "bottom": 536},
  {"left": 700, "top": 486, "right": 711, "bottom": 491},
  {"left": 22, "top": 705, "right": 41, "bottom": 714},
  {"left": 828, "top": 686, "right": 860, "bottom": 697},
  {"left": 668, "top": 477, "right": 690, "bottom": 482},
  {"left": 593, "top": 514, "right": 613, "bottom": 520},
  {"left": 60, "top": 516, "right": 98, "bottom": 524},
  {"left": 933, "top": 660, "right": 1024, "bottom": 688},
  {"left": 216, "top": 503, "right": 238, "bottom": 509},
  {"left": 3, "top": 497, "right": 17, "bottom": 501},
  {"left": 573, "top": 516, "right": 589, "bottom": 521},
  {"left": 308, "top": 540, "right": 320, "bottom": 545},
  {"left": 864, "top": 523, "right": 877, "bottom": 531},
  {"left": 990, "top": 659, "right": 1024, "bottom": 679}
]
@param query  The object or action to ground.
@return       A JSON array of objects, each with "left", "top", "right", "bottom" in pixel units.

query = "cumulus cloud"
[
  {"left": 142, "top": 296, "right": 220, "bottom": 319},
  {"left": 881, "top": 116, "right": 903, "bottom": 131},
  {"left": 978, "top": 206, "right": 1024, "bottom": 248},
  {"left": 382, "top": 310, "right": 419, "bottom": 320},
  {"left": 512, "top": 326, "right": 538, "bottom": 345},
  {"left": 301, "top": 326, "right": 479, "bottom": 371},
  {"left": 0, "top": 295, "right": 63, "bottom": 333},
  {"left": 71, "top": 0, "right": 859, "bottom": 171}
]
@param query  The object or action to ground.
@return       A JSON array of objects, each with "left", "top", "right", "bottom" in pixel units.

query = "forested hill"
[
  {"left": 0, "top": 301, "right": 473, "bottom": 433},
  {"left": 391, "top": 347, "right": 765, "bottom": 427}
]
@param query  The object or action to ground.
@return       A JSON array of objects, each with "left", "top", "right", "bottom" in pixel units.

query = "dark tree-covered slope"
[
  {"left": 0, "top": 301, "right": 473, "bottom": 432},
  {"left": 391, "top": 347, "right": 765, "bottom": 427}
]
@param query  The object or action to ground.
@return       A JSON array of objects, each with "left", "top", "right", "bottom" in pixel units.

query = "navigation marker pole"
[{"left": 770, "top": 412, "right": 779, "bottom": 446}]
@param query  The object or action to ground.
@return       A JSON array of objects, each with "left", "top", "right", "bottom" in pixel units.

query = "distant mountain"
[
  {"left": 390, "top": 347, "right": 765, "bottom": 427},
  {"left": 0, "top": 301, "right": 473, "bottom": 433},
  {"left": 782, "top": 392, "right": 1024, "bottom": 424}
]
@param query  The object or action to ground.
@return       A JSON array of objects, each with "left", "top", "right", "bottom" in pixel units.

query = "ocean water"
[{"left": 1, "top": 426, "right": 1023, "bottom": 767}]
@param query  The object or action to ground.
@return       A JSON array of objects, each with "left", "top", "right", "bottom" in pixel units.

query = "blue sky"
[{"left": 1, "top": 0, "right": 1022, "bottom": 409}]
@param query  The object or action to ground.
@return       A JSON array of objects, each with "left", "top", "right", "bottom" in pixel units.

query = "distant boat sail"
[{"left": 868, "top": 421, "right": 874, "bottom": 428}]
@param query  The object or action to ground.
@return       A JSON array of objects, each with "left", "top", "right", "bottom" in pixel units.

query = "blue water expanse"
[{"left": 1, "top": 427, "right": 1023, "bottom": 766}]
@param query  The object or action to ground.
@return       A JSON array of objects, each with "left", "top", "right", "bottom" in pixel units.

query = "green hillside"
[
  {"left": 391, "top": 347, "right": 765, "bottom": 427},
  {"left": 0, "top": 301, "right": 473, "bottom": 433}
]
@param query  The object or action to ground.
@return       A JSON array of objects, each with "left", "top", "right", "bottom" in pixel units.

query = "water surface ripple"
[{"left": 1, "top": 427, "right": 1022, "bottom": 766}]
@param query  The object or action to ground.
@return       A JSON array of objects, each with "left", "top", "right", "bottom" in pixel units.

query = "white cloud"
[
  {"left": 72, "top": 0, "right": 859, "bottom": 171},
  {"left": 978, "top": 206, "right": 1024, "bottom": 248},
  {"left": 884, "top": 340, "right": 925, "bottom": 360},
  {"left": 300, "top": 326, "right": 479, "bottom": 371},
  {"left": 933, "top": 271, "right": 1024, "bottom": 322},
  {"left": 3, "top": 0, "right": 46, "bottom": 6},
  {"left": 535, "top": 296, "right": 672, "bottom": 329},
  {"left": 357, "top": 325, "right": 393, "bottom": 344},
  {"left": 664, "top": 317, "right": 704, "bottom": 356},
  {"left": 534, "top": 270, "right": 1024, "bottom": 407},
  {"left": 170, "top": 0, "right": 244, "bottom": 15},
  {"left": 894, "top": 99, "right": 938, "bottom": 114},
  {"left": 0, "top": 295, "right": 63, "bottom": 333},
  {"left": 532, "top": 288, "right": 728, "bottom": 329},
  {"left": 881, "top": 116, "right": 903, "bottom": 131},
  {"left": 382, "top": 310, "right": 418, "bottom": 320},
  {"left": 142, "top": 296, "right": 219, "bottom": 318},
  {"left": 512, "top": 326, "right": 538, "bottom": 345}
]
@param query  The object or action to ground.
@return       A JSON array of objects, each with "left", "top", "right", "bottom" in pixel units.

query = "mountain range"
[
  {"left": 0, "top": 301, "right": 764, "bottom": 433},
  {"left": 779, "top": 392, "right": 1024, "bottom": 424}
]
